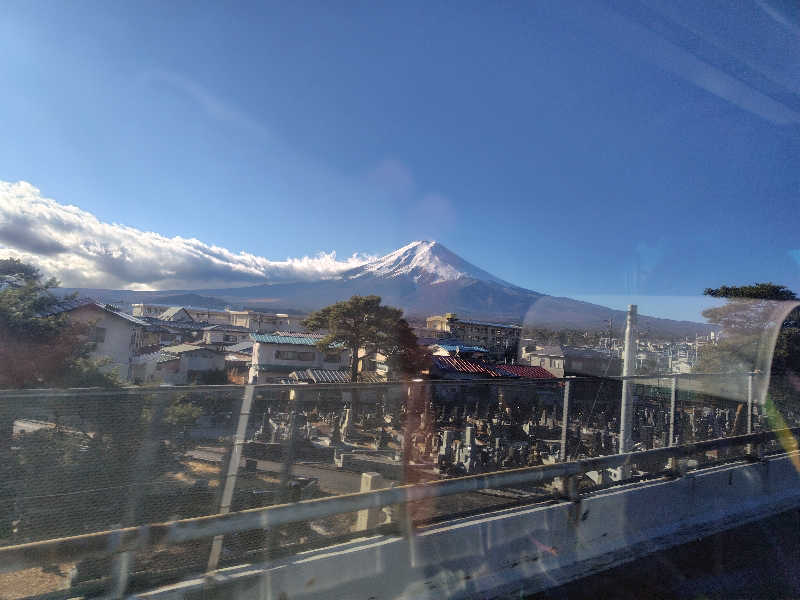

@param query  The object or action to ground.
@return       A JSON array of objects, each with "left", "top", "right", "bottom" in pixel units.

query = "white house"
[
  {"left": 249, "top": 333, "right": 349, "bottom": 384},
  {"left": 155, "top": 344, "right": 226, "bottom": 384},
  {"left": 57, "top": 300, "right": 151, "bottom": 382},
  {"left": 201, "top": 324, "right": 252, "bottom": 346}
]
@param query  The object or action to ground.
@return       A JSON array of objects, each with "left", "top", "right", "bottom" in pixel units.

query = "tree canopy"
[
  {"left": 695, "top": 283, "right": 800, "bottom": 423},
  {"left": 302, "top": 295, "right": 423, "bottom": 381},
  {"left": 0, "top": 257, "right": 44, "bottom": 282},
  {"left": 0, "top": 260, "right": 119, "bottom": 389},
  {"left": 704, "top": 283, "right": 797, "bottom": 301}
]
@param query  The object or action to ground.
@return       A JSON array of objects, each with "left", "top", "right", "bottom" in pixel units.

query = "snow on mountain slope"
[
  {"left": 343, "top": 240, "right": 513, "bottom": 286},
  {"left": 63, "top": 240, "right": 712, "bottom": 336}
]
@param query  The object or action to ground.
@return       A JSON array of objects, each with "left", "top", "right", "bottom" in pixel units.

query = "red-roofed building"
[
  {"left": 430, "top": 356, "right": 504, "bottom": 379},
  {"left": 494, "top": 364, "right": 555, "bottom": 379}
]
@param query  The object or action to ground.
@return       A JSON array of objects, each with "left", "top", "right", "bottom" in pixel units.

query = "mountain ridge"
[{"left": 60, "top": 240, "right": 712, "bottom": 337}]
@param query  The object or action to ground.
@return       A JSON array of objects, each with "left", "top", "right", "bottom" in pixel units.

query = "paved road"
[{"left": 187, "top": 448, "right": 363, "bottom": 495}]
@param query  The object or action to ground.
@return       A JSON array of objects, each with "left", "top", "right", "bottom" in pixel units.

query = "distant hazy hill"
[{"left": 63, "top": 241, "right": 712, "bottom": 337}]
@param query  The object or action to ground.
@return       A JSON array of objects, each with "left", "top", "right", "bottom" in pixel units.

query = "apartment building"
[
  {"left": 425, "top": 313, "right": 521, "bottom": 358},
  {"left": 132, "top": 303, "right": 306, "bottom": 332}
]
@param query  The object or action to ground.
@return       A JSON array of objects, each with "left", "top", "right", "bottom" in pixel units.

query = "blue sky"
[{"left": 0, "top": 1, "right": 798, "bottom": 320}]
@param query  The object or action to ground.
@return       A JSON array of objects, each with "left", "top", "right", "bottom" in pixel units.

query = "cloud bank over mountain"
[{"left": 0, "top": 181, "right": 372, "bottom": 289}]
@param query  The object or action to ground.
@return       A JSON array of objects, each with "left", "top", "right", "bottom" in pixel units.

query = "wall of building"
[
  {"left": 524, "top": 354, "right": 565, "bottom": 378},
  {"left": 249, "top": 343, "right": 349, "bottom": 383},
  {"left": 154, "top": 350, "right": 225, "bottom": 384},
  {"left": 202, "top": 329, "right": 251, "bottom": 345},
  {"left": 134, "top": 305, "right": 306, "bottom": 333},
  {"left": 131, "top": 304, "right": 167, "bottom": 318},
  {"left": 68, "top": 306, "right": 140, "bottom": 381}
]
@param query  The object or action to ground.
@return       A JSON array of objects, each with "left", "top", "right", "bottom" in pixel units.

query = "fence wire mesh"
[{"left": 0, "top": 374, "right": 775, "bottom": 598}]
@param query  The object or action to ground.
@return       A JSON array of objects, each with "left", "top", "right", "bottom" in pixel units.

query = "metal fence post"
[
  {"left": 747, "top": 373, "right": 754, "bottom": 435},
  {"left": 560, "top": 379, "right": 571, "bottom": 462},
  {"left": 619, "top": 305, "right": 637, "bottom": 456},
  {"left": 207, "top": 385, "right": 254, "bottom": 573},
  {"left": 278, "top": 389, "right": 299, "bottom": 493},
  {"left": 668, "top": 376, "right": 678, "bottom": 447},
  {"left": 745, "top": 372, "right": 755, "bottom": 457}
]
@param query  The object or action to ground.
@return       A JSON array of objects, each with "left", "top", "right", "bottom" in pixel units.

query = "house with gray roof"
[
  {"left": 158, "top": 307, "right": 195, "bottom": 322},
  {"left": 155, "top": 344, "right": 226, "bottom": 384},
  {"left": 249, "top": 333, "right": 349, "bottom": 384},
  {"left": 49, "top": 300, "right": 152, "bottom": 382}
]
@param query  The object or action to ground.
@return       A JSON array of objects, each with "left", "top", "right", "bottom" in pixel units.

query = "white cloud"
[{"left": 0, "top": 181, "right": 372, "bottom": 289}]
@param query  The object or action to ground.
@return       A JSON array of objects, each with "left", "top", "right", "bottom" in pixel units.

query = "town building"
[
  {"left": 157, "top": 307, "right": 195, "bottom": 322},
  {"left": 155, "top": 344, "right": 226, "bottom": 385},
  {"left": 139, "top": 318, "right": 202, "bottom": 347},
  {"left": 53, "top": 299, "right": 153, "bottom": 382},
  {"left": 131, "top": 304, "right": 307, "bottom": 333},
  {"left": 425, "top": 313, "right": 521, "bottom": 359},
  {"left": 227, "top": 310, "right": 305, "bottom": 333},
  {"left": 201, "top": 324, "right": 252, "bottom": 346},
  {"left": 249, "top": 333, "right": 349, "bottom": 383},
  {"left": 357, "top": 349, "right": 390, "bottom": 381},
  {"left": 428, "top": 355, "right": 553, "bottom": 380},
  {"left": 522, "top": 344, "right": 621, "bottom": 378},
  {"left": 430, "top": 342, "right": 489, "bottom": 360},
  {"left": 289, "top": 369, "right": 384, "bottom": 384},
  {"left": 224, "top": 341, "right": 256, "bottom": 384}
]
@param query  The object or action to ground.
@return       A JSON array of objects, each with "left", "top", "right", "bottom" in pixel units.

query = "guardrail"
[
  {"left": 0, "top": 372, "right": 773, "bottom": 598},
  {"left": 1, "top": 424, "right": 793, "bottom": 576}
]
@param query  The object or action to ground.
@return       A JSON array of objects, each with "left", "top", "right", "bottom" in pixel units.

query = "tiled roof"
[
  {"left": 273, "top": 331, "right": 324, "bottom": 338},
  {"left": 431, "top": 356, "right": 505, "bottom": 377},
  {"left": 41, "top": 296, "right": 96, "bottom": 315},
  {"left": 160, "top": 343, "right": 221, "bottom": 354},
  {"left": 159, "top": 307, "right": 194, "bottom": 322},
  {"left": 203, "top": 324, "right": 251, "bottom": 332},
  {"left": 226, "top": 340, "right": 255, "bottom": 353},
  {"left": 44, "top": 299, "right": 149, "bottom": 326},
  {"left": 250, "top": 332, "right": 341, "bottom": 347},
  {"left": 494, "top": 364, "right": 555, "bottom": 379},
  {"left": 291, "top": 369, "right": 384, "bottom": 384},
  {"left": 435, "top": 343, "right": 489, "bottom": 353},
  {"left": 142, "top": 317, "right": 204, "bottom": 330},
  {"left": 250, "top": 334, "right": 319, "bottom": 346}
]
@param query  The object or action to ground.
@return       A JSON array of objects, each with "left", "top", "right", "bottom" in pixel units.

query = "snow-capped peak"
[{"left": 344, "top": 240, "right": 510, "bottom": 285}]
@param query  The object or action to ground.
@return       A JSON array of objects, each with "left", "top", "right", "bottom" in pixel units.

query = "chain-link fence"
[{"left": 0, "top": 374, "right": 777, "bottom": 598}]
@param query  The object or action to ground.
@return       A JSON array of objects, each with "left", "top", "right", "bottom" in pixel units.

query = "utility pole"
[{"left": 619, "top": 305, "right": 637, "bottom": 456}]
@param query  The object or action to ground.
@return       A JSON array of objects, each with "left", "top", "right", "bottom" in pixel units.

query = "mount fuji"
[{"left": 66, "top": 241, "right": 710, "bottom": 336}]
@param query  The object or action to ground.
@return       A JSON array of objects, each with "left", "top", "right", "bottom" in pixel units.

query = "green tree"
[
  {"left": 0, "top": 257, "right": 45, "bottom": 282},
  {"left": 696, "top": 283, "right": 800, "bottom": 424},
  {"left": 303, "top": 295, "right": 421, "bottom": 382},
  {"left": 696, "top": 283, "right": 798, "bottom": 373},
  {"left": 703, "top": 283, "right": 797, "bottom": 302},
  {"left": 0, "top": 260, "right": 119, "bottom": 389},
  {"left": 164, "top": 395, "right": 203, "bottom": 450},
  {"left": 383, "top": 318, "right": 430, "bottom": 379}
]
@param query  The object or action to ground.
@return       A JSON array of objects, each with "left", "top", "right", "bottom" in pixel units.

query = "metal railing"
[
  {"left": 0, "top": 372, "right": 783, "bottom": 598},
  {"left": 0, "top": 425, "right": 793, "bottom": 574}
]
